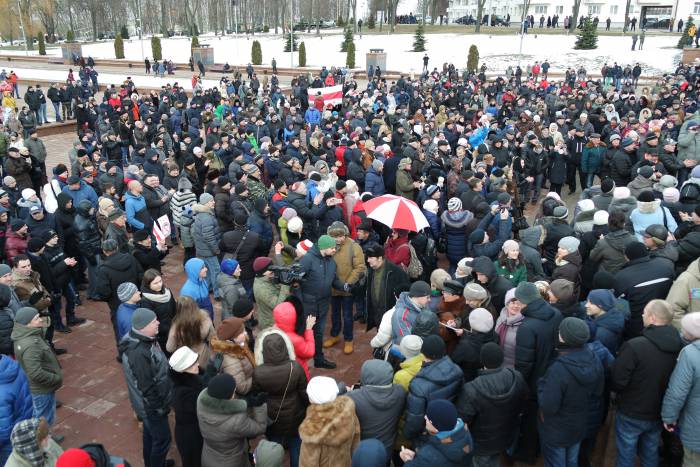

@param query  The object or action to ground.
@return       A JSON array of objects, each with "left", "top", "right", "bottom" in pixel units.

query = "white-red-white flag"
[{"left": 307, "top": 85, "right": 343, "bottom": 107}]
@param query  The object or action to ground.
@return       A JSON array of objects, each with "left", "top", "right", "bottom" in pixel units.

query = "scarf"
[{"left": 141, "top": 287, "right": 172, "bottom": 304}]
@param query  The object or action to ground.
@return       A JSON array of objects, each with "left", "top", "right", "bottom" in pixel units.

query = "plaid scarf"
[{"left": 10, "top": 418, "right": 47, "bottom": 467}]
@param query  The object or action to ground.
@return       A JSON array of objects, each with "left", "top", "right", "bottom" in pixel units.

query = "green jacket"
[
  {"left": 494, "top": 260, "right": 528, "bottom": 287},
  {"left": 0, "top": 131, "right": 9, "bottom": 158},
  {"left": 253, "top": 277, "right": 290, "bottom": 330},
  {"left": 11, "top": 324, "right": 62, "bottom": 394},
  {"left": 396, "top": 169, "right": 415, "bottom": 200}
]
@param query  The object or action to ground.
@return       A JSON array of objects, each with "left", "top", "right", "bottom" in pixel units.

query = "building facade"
[{"left": 446, "top": 0, "right": 695, "bottom": 29}]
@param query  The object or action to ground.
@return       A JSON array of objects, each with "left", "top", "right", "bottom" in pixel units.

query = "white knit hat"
[
  {"left": 399, "top": 335, "right": 423, "bottom": 359},
  {"left": 593, "top": 210, "right": 609, "bottom": 226},
  {"left": 423, "top": 199, "right": 439, "bottom": 214},
  {"left": 469, "top": 308, "right": 494, "bottom": 333},
  {"left": 577, "top": 199, "right": 595, "bottom": 212},
  {"left": 502, "top": 239, "right": 519, "bottom": 254},
  {"left": 287, "top": 216, "right": 303, "bottom": 234},
  {"left": 448, "top": 197, "right": 462, "bottom": 211},
  {"left": 613, "top": 187, "right": 631, "bottom": 199},
  {"left": 169, "top": 346, "right": 198, "bottom": 373},
  {"left": 21, "top": 188, "right": 35, "bottom": 200},
  {"left": 307, "top": 376, "right": 339, "bottom": 404}
]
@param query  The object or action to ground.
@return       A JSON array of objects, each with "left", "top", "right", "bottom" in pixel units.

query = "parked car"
[
  {"left": 482, "top": 14, "right": 508, "bottom": 26},
  {"left": 320, "top": 20, "right": 336, "bottom": 28},
  {"left": 643, "top": 16, "right": 671, "bottom": 29},
  {"left": 455, "top": 15, "right": 477, "bottom": 25}
]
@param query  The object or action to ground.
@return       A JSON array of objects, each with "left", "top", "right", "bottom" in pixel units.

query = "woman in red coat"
[
  {"left": 273, "top": 296, "right": 316, "bottom": 380},
  {"left": 384, "top": 229, "right": 411, "bottom": 269}
]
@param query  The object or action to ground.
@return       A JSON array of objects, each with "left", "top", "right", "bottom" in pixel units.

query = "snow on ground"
[
  {"left": 4, "top": 67, "right": 222, "bottom": 91},
  {"left": 6, "top": 31, "right": 681, "bottom": 76}
]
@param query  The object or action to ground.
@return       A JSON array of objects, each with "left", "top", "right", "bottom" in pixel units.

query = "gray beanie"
[
  {"left": 117, "top": 282, "right": 138, "bottom": 302},
  {"left": 0, "top": 264, "right": 11, "bottom": 277},
  {"left": 372, "top": 159, "right": 383, "bottom": 171},
  {"left": 132, "top": 308, "right": 157, "bottom": 330},
  {"left": 515, "top": 282, "right": 540, "bottom": 305},
  {"left": 559, "top": 317, "right": 590, "bottom": 347},
  {"left": 199, "top": 192, "right": 214, "bottom": 204},
  {"left": 558, "top": 236, "right": 581, "bottom": 254},
  {"left": 15, "top": 307, "right": 39, "bottom": 325}
]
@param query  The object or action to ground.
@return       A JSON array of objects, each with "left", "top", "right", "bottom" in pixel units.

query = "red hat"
[
  {"left": 253, "top": 256, "right": 273, "bottom": 274},
  {"left": 57, "top": 449, "right": 96, "bottom": 467}
]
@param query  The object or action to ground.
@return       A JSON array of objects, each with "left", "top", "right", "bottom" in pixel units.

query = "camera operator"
[
  {"left": 252, "top": 252, "right": 292, "bottom": 331},
  {"left": 298, "top": 235, "right": 347, "bottom": 370}
]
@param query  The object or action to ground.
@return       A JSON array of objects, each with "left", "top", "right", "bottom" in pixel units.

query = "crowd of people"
[{"left": 0, "top": 50, "right": 698, "bottom": 467}]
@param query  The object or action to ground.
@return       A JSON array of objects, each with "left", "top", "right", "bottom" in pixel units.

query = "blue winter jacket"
[
  {"left": 588, "top": 306, "right": 628, "bottom": 355},
  {"left": 405, "top": 418, "right": 473, "bottom": 466},
  {"left": 365, "top": 166, "right": 386, "bottom": 196},
  {"left": 441, "top": 210, "right": 473, "bottom": 262},
  {"left": 116, "top": 302, "right": 139, "bottom": 342},
  {"left": 404, "top": 356, "right": 464, "bottom": 440},
  {"left": 125, "top": 191, "right": 149, "bottom": 230},
  {"left": 179, "top": 258, "right": 214, "bottom": 321},
  {"left": 62, "top": 181, "right": 98, "bottom": 208},
  {"left": 304, "top": 107, "right": 321, "bottom": 126},
  {"left": 537, "top": 347, "right": 604, "bottom": 447},
  {"left": 391, "top": 291, "right": 424, "bottom": 345},
  {"left": 423, "top": 210, "right": 441, "bottom": 241},
  {"left": 0, "top": 355, "right": 33, "bottom": 456}
]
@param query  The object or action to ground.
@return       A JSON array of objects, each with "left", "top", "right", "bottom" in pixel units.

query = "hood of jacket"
[
  {"left": 76, "top": 199, "right": 93, "bottom": 217},
  {"left": 0, "top": 354, "right": 20, "bottom": 384},
  {"left": 594, "top": 307, "right": 627, "bottom": 334},
  {"left": 254, "top": 327, "right": 296, "bottom": 364},
  {"left": 10, "top": 322, "right": 44, "bottom": 342},
  {"left": 561, "top": 251, "right": 582, "bottom": 267},
  {"left": 184, "top": 257, "right": 206, "bottom": 283},
  {"left": 103, "top": 252, "right": 134, "bottom": 273},
  {"left": 441, "top": 209, "right": 474, "bottom": 228},
  {"left": 360, "top": 359, "right": 394, "bottom": 386},
  {"left": 299, "top": 396, "right": 357, "bottom": 446},
  {"left": 273, "top": 301, "right": 298, "bottom": 334},
  {"left": 520, "top": 225, "right": 544, "bottom": 248},
  {"left": 0, "top": 284, "right": 11, "bottom": 309},
  {"left": 57, "top": 192, "right": 73, "bottom": 211},
  {"left": 428, "top": 419, "right": 471, "bottom": 462},
  {"left": 419, "top": 356, "right": 464, "bottom": 387},
  {"left": 473, "top": 367, "right": 522, "bottom": 403},
  {"left": 642, "top": 325, "right": 684, "bottom": 354},
  {"left": 605, "top": 230, "right": 635, "bottom": 252},
  {"left": 522, "top": 298, "right": 557, "bottom": 322},
  {"left": 193, "top": 202, "right": 213, "bottom": 215},
  {"left": 555, "top": 347, "right": 602, "bottom": 386},
  {"left": 412, "top": 310, "right": 439, "bottom": 338},
  {"left": 471, "top": 256, "right": 497, "bottom": 281},
  {"left": 637, "top": 199, "right": 661, "bottom": 214}
]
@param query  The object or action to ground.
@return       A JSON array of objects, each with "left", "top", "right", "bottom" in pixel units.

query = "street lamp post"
[
  {"left": 290, "top": 0, "right": 294, "bottom": 67},
  {"left": 16, "top": 0, "right": 29, "bottom": 56},
  {"left": 137, "top": 0, "right": 145, "bottom": 59}
]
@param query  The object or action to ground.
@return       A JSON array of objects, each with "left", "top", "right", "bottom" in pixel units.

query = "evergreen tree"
[
  {"left": 678, "top": 17, "right": 695, "bottom": 49},
  {"left": 367, "top": 15, "right": 375, "bottom": 29},
  {"left": 341, "top": 25, "right": 353, "bottom": 52},
  {"left": 467, "top": 44, "right": 479, "bottom": 72},
  {"left": 151, "top": 36, "right": 162, "bottom": 60},
  {"left": 299, "top": 41, "right": 307, "bottom": 67},
  {"left": 37, "top": 33, "right": 46, "bottom": 55},
  {"left": 346, "top": 41, "right": 355, "bottom": 68},
  {"left": 66, "top": 30, "right": 75, "bottom": 42},
  {"left": 413, "top": 23, "right": 426, "bottom": 52},
  {"left": 251, "top": 40, "right": 262, "bottom": 65},
  {"left": 114, "top": 33, "right": 125, "bottom": 59},
  {"left": 284, "top": 31, "right": 298, "bottom": 52},
  {"left": 120, "top": 25, "right": 129, "bottom": 40},
  {"left": 574, "top": 15, "right": 598, "bottom": 50}
]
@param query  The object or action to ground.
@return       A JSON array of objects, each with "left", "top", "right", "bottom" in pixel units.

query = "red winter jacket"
[
  {"left": 384, "top": 234, "right": 411, "bottom": 268},
  {"left": 273, "top": 301, "right": 315, "bottom": 380},
  {"left": 4, "top": 230, "right": 27, "bottom": 263}
]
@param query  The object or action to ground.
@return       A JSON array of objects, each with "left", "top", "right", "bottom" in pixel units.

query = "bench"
[
  {"left": 208, "top": 64, "right": 234, "bottom": 73},
  {"left": 48, "top": 58, "right": 65, "bottom": 65}
]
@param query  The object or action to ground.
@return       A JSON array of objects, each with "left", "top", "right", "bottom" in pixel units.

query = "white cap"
[
  {"left": 593, "top": 210, "right": 609, "bottom": 226},
  {"left": 307, "top": 376, "right": 339, "bottom": 404},
  {"left": 287, "top": 216, "right": 303, "bottom": 234},
  {"left": 169, "top": 346, "right": 198, "bottom": 373}
]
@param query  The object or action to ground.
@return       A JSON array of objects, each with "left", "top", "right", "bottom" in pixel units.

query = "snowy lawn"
[{"left": 6, "top": 31, "right": 682, "bottom": 76}]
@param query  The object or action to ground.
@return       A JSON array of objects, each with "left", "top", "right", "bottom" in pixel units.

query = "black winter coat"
[
  {"left": 95, "top": 252, "right": 144, "bottom": 312},
  {"left": 450, "top": 330, "right": 499, "bottom": 383},
  {"left": 133, "top": 243, "right": 164, "bottom": 273},
  {"left": 675, "top": 222, "right": 700, "bottom": 272},
  {"left": 169, "top": 370, "right": 204, "bottom": 467},
  {"left": 542, "top": 220, "right": 574, "bottom": 264},
  {"left": 0, "top": 307, "right": 13, "bottom": 355},
  {"left": 537, "top": 346, "right": 604, "bottom": 447},
  {"left": 613, "top": 256, "right": 674, "bottom": 338},
  {"left": 471, "top": 256, "right": 513, "bottom": 311},
  {"left": 219, "top": 228, "right": 264, "bottom": 280},
  {"left": 140, "top": 287, "right": 176, "bottom": 352},
  {"left": 365, "top": 259, "right": 411, "bottom": 331},
  {"left": 457, "top": 367, "right": 528, "bottom": 456},
  {"left": 611, "top": 325, "right": 683, "bottom": 421},
  {"left": 73, "top": 201, "right": 102, "bottom": 261},
  {"left": 610, "top": 149, "right": 634, "bottom": 187},
  {"left": 514, "top": 298, "right": 563, "bottom": 391}
]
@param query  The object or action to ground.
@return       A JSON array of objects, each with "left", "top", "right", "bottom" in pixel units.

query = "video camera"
[{"left": 269, "top": 264, "right": 306, "bottom": 285}]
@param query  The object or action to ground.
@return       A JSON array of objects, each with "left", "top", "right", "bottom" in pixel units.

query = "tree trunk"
[
  {"left": 160, "top": 0, "right": 168, "bottom": 36},
  {"left": 569, "top": 0, "right": 581, "bottom": 33},
  {"left": 67, "top": 0, "right": 75, "bottom": 36},
  {"left": 623, "top": 0, "right": 631, "bottom": 32},
  {"left": 475, "top": 0, "right": 485, "bottom": 32}
]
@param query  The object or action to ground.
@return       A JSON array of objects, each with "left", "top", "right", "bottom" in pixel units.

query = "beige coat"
[
  {"left": 667, "top": 257, "right": 700, "bottom": 329},
  {"left": 210, "top": 337, "right": 255, "bottom": 395},
  {"left": 299, "top": 396, "right": 361, "bottom": 467}
]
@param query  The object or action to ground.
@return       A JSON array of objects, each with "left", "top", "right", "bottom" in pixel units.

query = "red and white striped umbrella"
[{"left": 362, "top": 194, "right": 429, "bottom": 232}]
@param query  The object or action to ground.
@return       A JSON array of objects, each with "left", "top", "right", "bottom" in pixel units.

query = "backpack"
[{"left": 399, "top": 242, "right": 424, "bottom": 279}]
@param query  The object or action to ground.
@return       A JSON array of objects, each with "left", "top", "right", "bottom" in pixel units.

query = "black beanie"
[
  {"left": 624, "top": 241, "right": 648, "bottom": 261},
  {"left": 480, "top": 342, "right": 504, "bottom": 369},
  {"left": 231, "top": 298, "right": 255, "bottom": 318},
  {"left": 208, "top": 373, "right": 236, "bottom": 400},
  {"left": 27, "top": 238, "right": 44, "bottom": 253},
  {"left": 420, "top": 335, "right": 446, "bottom": 360}
]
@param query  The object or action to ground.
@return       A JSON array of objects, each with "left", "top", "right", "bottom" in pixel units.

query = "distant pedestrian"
[
  {"left": 631, "top": 34, "right": 638, "bottom": 51},
  {"left": 144, "top": 58, "right": 150, "bottom": 74},
  {"left": 422, "top": 53, "right": 429, "bottom": 73},
  {"left": 639, "top": 30, "right": 645, "bottom": 50}
]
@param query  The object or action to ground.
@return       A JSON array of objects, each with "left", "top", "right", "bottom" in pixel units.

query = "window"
[
  {"left": 588, "top": 5, "right": 601, "bottom": 15},
  {"left": 556, "top": 6, "right": 564, "bottom": 14},
  {"left": 534, "top": 5, "right": 547, "bottom": 14},
  {"left": 694, "top": 3, "right": 700, "bottom": 14},
  {"left": 610, "top": 5, "right": 618, "bottom": 15}
]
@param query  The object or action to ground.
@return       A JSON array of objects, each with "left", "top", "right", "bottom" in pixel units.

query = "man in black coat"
[
  {"left": 542, "top": 206, "right": 574, "bottom": 273},
  {"left": 471, "top": 256, "right": 513, "bottom": 311},
  {"left": 610, "top": 138, "right": 637, "bottom": 187},
  {"left": 364, "top": 244, "right": 410, "bottom": 331},
  {"left": 132, "top": 229, "right": 167, "bottom": 273},
  {"left": 611, "top": 299, "right": 683, "bottom": 467},
  {"left": 538, "top": 318, "right": 604, "bottom": 466},
  {"left": 512, "top": 281, "right": 563, "bottom": 463},
  {"left": 613, "top": 242, "right": 675, "bottom": 338},
  {"left": 674, "top": 205, "right": 700, "bottom": 273},
  {"left": 457, "top": 343, "right": 528, "bottom": 465},
  {"left": 94, "top": 239, "right": 144, "bottom": 345}
]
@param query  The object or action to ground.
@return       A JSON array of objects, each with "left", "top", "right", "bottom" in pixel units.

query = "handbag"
[{"left": 268, "top": 362, "right": 294, "bottom": 426}]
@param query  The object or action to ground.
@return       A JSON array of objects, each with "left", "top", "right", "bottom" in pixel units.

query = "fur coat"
[
  {"left": 210, "top": 337, "right": 255, "bottom": 396},
  {"left": 299, "top": 396, "right": 361, "bottom": 467}
]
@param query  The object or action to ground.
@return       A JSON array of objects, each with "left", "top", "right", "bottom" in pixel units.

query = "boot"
[
  {"left": 67, "top": 316, "right": 86, "bottom": 326},
  {"left": 323, "top": 336, "right": 340, "bottom": 348},
  {"left": 344, "top": 341, "right": 353, "bottom": 354}
]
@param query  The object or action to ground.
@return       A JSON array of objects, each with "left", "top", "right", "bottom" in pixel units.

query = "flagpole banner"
[{"left": 307, "top": 85, "right": 343, "bottom": 106}]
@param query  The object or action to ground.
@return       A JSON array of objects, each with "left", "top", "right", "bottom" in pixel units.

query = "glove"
[
  {"left": 29, "top": 291, "right": 44, "bottom": 306},
  {"left": 343, "top": 283, "right": 351, "bottom": 292},
  {"left": 246, "top": 392, "right": 268, "bottom": 408}
]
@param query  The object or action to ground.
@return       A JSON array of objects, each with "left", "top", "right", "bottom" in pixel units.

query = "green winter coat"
[
  {"left": 11, "top": 324, "right": 62, "bottom": 394},
  {"left": 494, "top": 260, "right": 528, "bottom": 287},
  {"left": 253, "top": 277, "right": 291, "bottom": 330},
  {"left": 396, "top": 162, "right": 415, "bottom": 200}
]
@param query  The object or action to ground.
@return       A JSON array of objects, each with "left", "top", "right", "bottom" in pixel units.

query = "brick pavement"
[{"left": 39, "top": 131, "right": 622, "bottom": 467}]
